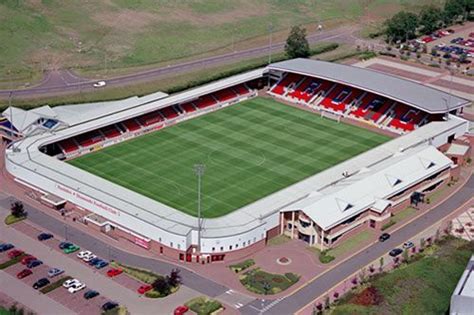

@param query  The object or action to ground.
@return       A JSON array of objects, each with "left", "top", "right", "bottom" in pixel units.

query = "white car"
[
  {"left": 63, "top": 279, "right": 80, "bottom": 288},
  {"left": 83, "top": 254, "right": 97, "bottom": 262},
  {"left": 93, "top": 81, "right": 106, "bottom": 88},
  {"left": 68, "top": 282, "right": 86, "bottom": 293},
  {"left": 77, "top": 251, "right": 92, "bottom": 259},
  {"left": 403, "top": 241, "right": 415, "bottom": 249}
]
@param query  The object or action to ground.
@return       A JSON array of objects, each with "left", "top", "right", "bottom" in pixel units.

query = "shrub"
[
  {"left": 186, "top": 297, "right": 222, "bottom": 315},
  {"left": 0, "top": 254, "right": 26, "bottom": 270},
  {"left": 10, "top": 201, "right": 26, "bottom": 218},
  {"left": 381, "top": 220, "right": 396, "bottom": 231},
  {"left": 40, "top": 276, "right": 72, "bottom": 294},
  {"left": 350, "top": 286, "right": 384, "bottom": 306},
  {"left": 319, "top": 250, "right": 335, "bottom": 264},
  {"left": 229, "top": 259, "right": 255, "bottom": 273},
  {"left": 145, "top": 290, "right": 164, "bottom": 298},
  {"left": 284, "top": 272, "right": 300, "bottom": 283}
]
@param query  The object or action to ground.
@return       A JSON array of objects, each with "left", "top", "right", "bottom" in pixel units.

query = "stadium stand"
[
  {"left": 214, "top": 88, "right": 238, "bottom": 102},
  {"left": 233, "top": 84, "right": 251, "bottom": 96},
  {"left": 180, "top": 102, "right": 198, "bottom": 113},
  {"left": 136, "top": 111, "right": 163, "bottom": 126},
  {"left": 58, "top": 139, "right": 79, "bottom": 153},
  {"left": 159, "top": 106, "right": 179, "bottom": 120},
  {"left": 101, "top": 124, "right": 122, "bottom": 139},
  {"left": 194, "top": 95, "right": 217, "bottom": 109},
  {"left": 122, "top": 119, "right": 141, "bottom": 132},
  {"left": 75, "top": 131, "right": 104, "bottom": 147},
  {"left": 271, "top": 73, "right": 300, "bottom": 95}
]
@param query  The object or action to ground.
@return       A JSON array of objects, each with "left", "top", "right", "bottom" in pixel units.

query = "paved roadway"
[
  {"left": 0, "top": 26, "right": 357, "bottom": 99},
  {"left": 240, "top": 174, "right": 474, "bottom": 315},
  {"left": 1, "top": 174, "right": 471, "bottom": 314},
  {"left": 0, "top": 196, "right": 228, "bottom": 299}
]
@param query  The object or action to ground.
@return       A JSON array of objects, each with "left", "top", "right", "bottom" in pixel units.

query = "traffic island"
[
  {"left": 185, "top": 296, "right": 223, "bottom": 315},
  {"left": 239, "top": 268, "right": 300, "bottom": 295}
]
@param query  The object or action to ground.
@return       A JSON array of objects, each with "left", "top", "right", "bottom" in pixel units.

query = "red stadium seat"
[{"left": 214, "top": 88, "right": 238, "bottom": 102}]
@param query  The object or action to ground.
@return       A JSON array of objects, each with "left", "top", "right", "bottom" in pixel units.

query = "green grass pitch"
[{"left": 69, "top": 97, "right": 391, "bottom": 218}]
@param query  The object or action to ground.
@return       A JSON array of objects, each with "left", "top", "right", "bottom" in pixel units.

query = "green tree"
[
  {"left": 444, "top": 0, "right": 464, "bottom": 24},
  {"left": 152, "top": 277, "right": 170, "bottom": 295},
  {"left": 284, "top": 25, "right": 310, "bottom": 59},
  {"left": 384, "top": 11, "right": 419, "bottom": 43},
  {"left": 166, "top": 268, "right": 181, "bottom": 288},
  {"left": 10, "top": 201, "right": 26, "bottom": 218},
  {"left": 419, "top": 6, "right": 443, "bottom": 34}
]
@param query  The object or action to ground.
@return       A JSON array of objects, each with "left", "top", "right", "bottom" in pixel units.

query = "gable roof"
[{"left": 268, "top": 58, "right": 470, "bottom": 114}]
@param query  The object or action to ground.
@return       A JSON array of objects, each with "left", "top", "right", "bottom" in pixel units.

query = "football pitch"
[{"left": 69, "top": 97, "right": 390, "bottom": 218}]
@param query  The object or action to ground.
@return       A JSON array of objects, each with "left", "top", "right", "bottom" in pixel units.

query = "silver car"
[{"left": 48, "top": 268, "right": 64, "bottom": 278}]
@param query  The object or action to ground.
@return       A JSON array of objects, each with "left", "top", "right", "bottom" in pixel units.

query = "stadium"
[{"left": 1, "top": 58, "right": 471, "bottom": 263}]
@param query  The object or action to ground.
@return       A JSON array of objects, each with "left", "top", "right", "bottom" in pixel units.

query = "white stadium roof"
[{"left": 268, "top": 58, "right": 471, "bottom": 114}]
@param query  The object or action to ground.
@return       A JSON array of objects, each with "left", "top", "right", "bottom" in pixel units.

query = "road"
[
  {"left": 0, "top": 26, "right": 358, "bottom": 100},
  {"left": 240, "top": 174, "right": 474, "bottom": 315}
]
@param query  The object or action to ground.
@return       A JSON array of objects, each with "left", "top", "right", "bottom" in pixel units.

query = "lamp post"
[
  {"left": 193, "top": 164, "right": 205, "bottom": 253},
  {"left": 268, "top": 22, "right": 273, "bottom": 64}
]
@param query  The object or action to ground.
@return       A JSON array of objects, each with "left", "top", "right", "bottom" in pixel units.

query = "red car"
[
  {"left": 21, "top": 255, "right": 37, "bottom": 265},
  {"left": 174, "top": 305, "right": 189, "bottom": 315},
  {"left": 106, "top": 268, "right": 123, "bottom": 277},
  {"left": 137, "top": 284, "right": 152, "bottom": 294},
  {"left": 17, "top": 269, "right": 33, "bottom": 279},
  {"left": 8, "top": 249, "right": 24, "bottom": 259}
]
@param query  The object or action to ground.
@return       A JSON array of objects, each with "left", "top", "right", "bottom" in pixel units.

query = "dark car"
[
  {"left": 84, "top": 290, "right": 100, "bottom": 299},
  {"left": 59, "top": 242, "right": 73, "bottom": 250},
  {"left": 0, "top": 243, "right": 14, "bottom": 252},
  {"left": 37, "top": 233, "right": 53, "bottom": 241},
  {"left": 389, "top": 248, "right": 403, "bottom": 257},
  {"left": 102, "top": 302, "right": 119, "bottom": 311},
  {"left": 33, "top": 278, "right": 50, "bottom": 289},
  {"left": 27, "top": 260, "right": 43, "bottom": 268},
  {"left": 88, "top": 257, "right": 101, "bottom": 266},
  {"left": 379, "top": 233, "right": 390, "bottom": 242}
]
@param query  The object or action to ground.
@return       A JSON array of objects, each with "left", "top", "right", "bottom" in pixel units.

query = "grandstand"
[{"left": 2, "top": 59, "right": 470, "bottom": 263}]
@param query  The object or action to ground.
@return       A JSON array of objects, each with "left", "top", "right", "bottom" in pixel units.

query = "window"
[
  {"left": 236, "top": 244, "right": 239, "bottom": 249},
  {"left": 177, "top": 244, "right": 181, "bottom": 250},
  {"left": 159, "top": 237, "right": 162, "bottom": 242},
  {"left": 170, "top": 242, "right": 173, "bottom": 248},
  {"left": 212, "top": 247, "right": 215, "bottom": 252},
  {"left": 299, "top": 220, "right": 311, "bottom": 228},
  {"left": 229, "top": 245, "right": 233, "bottom": 250},
  {"left": 287, "top": 223, "right": 293, "bottom": 230},
  {"left": 220, "top": 246, "right": 224, "bottom": 251}
]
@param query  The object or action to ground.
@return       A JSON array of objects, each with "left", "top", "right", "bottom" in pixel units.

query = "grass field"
[
  {"left": 69, "top": 97, "right": 390, "bottom": 218},
  {"left": 1, "top": 0, "right": 435, "bottom": 82},
  {"left": 333, "top": 237, "right": 474, "bottom": 314}
]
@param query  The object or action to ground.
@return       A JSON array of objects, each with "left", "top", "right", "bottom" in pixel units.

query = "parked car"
[
  {"left": 17, "top": 269, "right": 33, "bottom": 279},
  {"left": 137, "top": 284, "right": 153, "bottom": 294},
  {"left": 83, "top": 254, "right": 97, "bottom": 262},
  {"left": 63, "top": 279, "right": 80, "bottom": 288},
  {"left": 77, "top": 250, "right": 92, "bottom": 259},
  {"left": 403, "top": 241, "right": 415, "bottom": 249},
  {"left": 37, "top": 233, "right": 53, "bottom": 241},
  {"left": 95, "top": 260, "right": 109, "bottom": 269},
  {"left": 0, "top": 243, "right": 14, "bottom": 252},
  {"left": 68, "top": 282, "right": 86, "bottom": 293},
  {"left": 379, "top": 233, "right": 390, "bottom": 242},
  {"left": 64, "top": 245, "right": 80, "bottom": 254},
  {"left": 33, "top": 278, "right": 50, "bottom": 289},
  {"left": 107, "top": 268, "right": 123, "bottom": 277},
  {"left": 21, "top": 255, "right": 37, "bottom": 265},
  {"left": 59, "top": 242, "right": 73, "bottom": 250},
  {"left": 102, "top": 302, "right": 119, "bottom": 311},
  {"left": 88, "top": 257, "right": 101, "bottom": 266},
  {"left": 27, "top": 260, "right": 43, "bottom": 269},
  {"left": 84, "top": 290, "right": 100, "bottom": 299},
  {"left": 93, "top": 81, "right": 107, "bottom": 88},
  {"left": 8, "top": 249, "right": 24, "bottom": 259},
  {"left": 48, "top": 268, "right": 64, "bottom": 278},
  {"left": 389, "top": 248, "right": 403, "bottom": 257},
  {"left": 174, "top": 305, "right": 189, "bottom": 315}
]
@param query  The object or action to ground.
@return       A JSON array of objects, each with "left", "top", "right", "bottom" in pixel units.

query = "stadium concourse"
[{"left": 1, "top": 58, "right": 471, "bottom": 264}]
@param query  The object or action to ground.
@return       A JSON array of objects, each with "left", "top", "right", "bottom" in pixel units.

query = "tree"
[
  {"left": 10, "top": 201, "right": 26, "bottom": 218},
  {"left": 284, "top": 25, "right": 310, "bottom": 59},
  {"left": 444, "top": 0, "right": 464, "bottom": 24},
  {"left": 166, "top": 268, "right": 181, "bottom": 288},
  {"left": 419, "top": 6, "right": 443, "bottom": 34},
  {"left": 384, "top": 11, "right": 418, "bottom": 43},
  {"left": 379, "top": 257, "right": 384, "bottom": 271},
  {"left": 152, "top": 277, "right": 171, "bottom": 295}
]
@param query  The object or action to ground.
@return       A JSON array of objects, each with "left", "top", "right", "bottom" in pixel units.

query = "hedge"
[{"left": 40, "top": 276, "right": 73, "bottom": 294}]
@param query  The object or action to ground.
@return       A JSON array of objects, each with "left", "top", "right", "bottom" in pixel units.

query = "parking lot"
[
  {"left": 0, "top": 236, "right": 118, "bottom": 315},
  {"left": 421, "top": 23, "right": 474, "bottom": 61}
]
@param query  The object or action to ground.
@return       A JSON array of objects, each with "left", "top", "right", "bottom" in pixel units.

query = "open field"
[
  {"left": 1, "top": 0, "right": 436, "bottom": 82},
  {"left": 69, "top": 97, "right": 390, "bottom": 218},
  {"left": 332, "top": 237, "right": 474, "bottom": 315}
]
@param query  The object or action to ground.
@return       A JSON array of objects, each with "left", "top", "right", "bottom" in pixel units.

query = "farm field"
[
  {"left": 1, "top": 0, "right": 435, "bottom": 82},
  {"left": 69, "top": 97, "right": 390, "bottom": 218}
]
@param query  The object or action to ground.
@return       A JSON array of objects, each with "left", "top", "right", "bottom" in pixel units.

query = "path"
[
  {"left": 240, "top": 174, "right": 474, "bottom": 315},
  {"left": 0, "top": 26, "right": 357, "bottom": 100}
]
